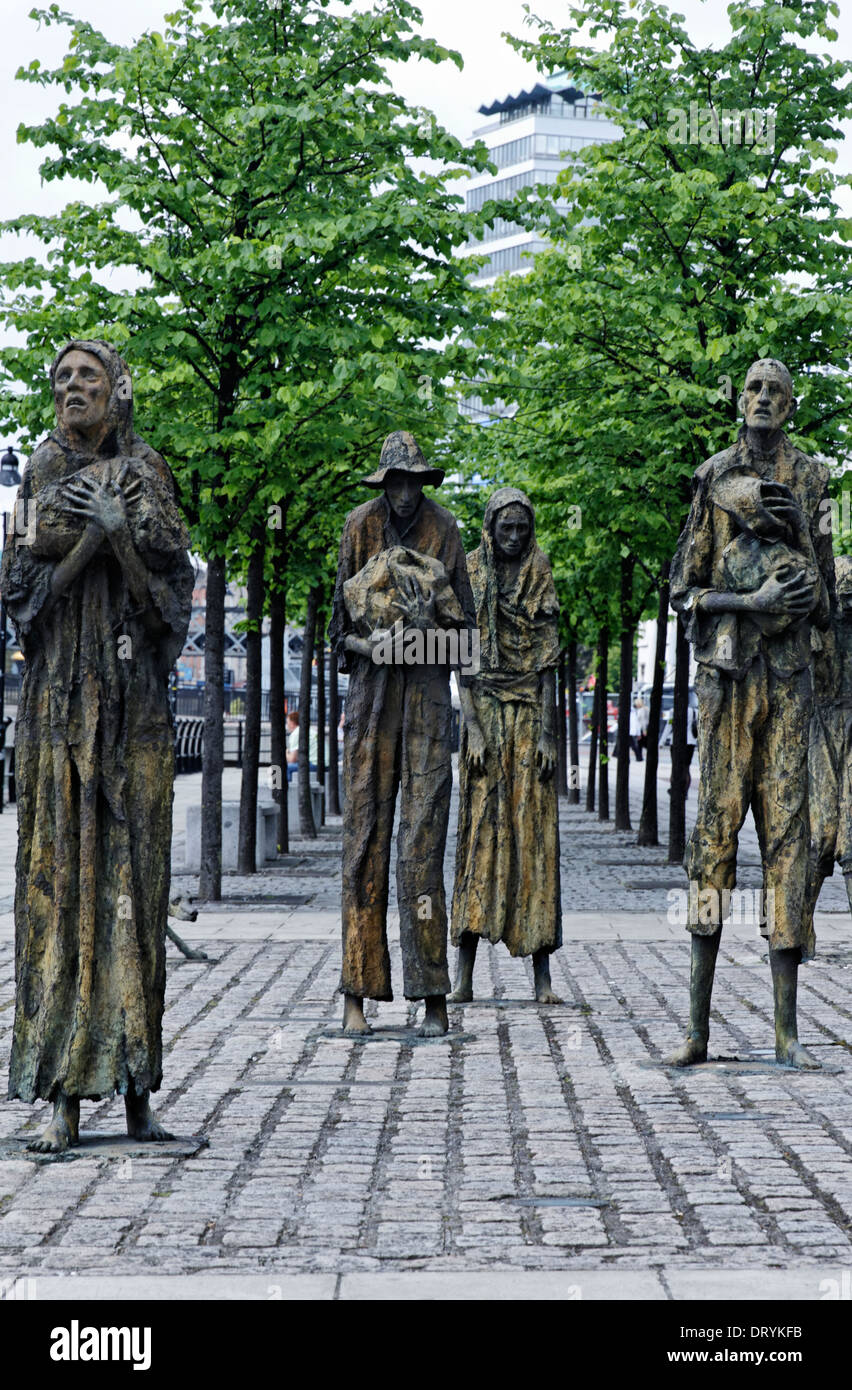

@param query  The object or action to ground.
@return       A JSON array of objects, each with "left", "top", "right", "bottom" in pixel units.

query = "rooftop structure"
[{"left": 458, "top": 75, "right": 621, "bottom": 289}]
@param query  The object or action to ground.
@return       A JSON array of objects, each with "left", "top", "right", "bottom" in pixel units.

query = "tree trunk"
[
  {"left": 298, "top": 584, "right": 319, "bottom": 837},
  {"left": 668, "top": 615, "right": 690, "bottom": 863},
  {"left": 556, "top": 648, "right": 568, "bottom": 797},
  {"left": 268, "top": 521, "right": 289, "bottom": 855},
  {"left": 637, "top": 565, "right": 669, "bottom": 847},
  {"left": 567, "top": 638, "right": 580, "bottom": 804},
  {"left": 237, "top": 525, "right": 265, "bottom": 873},
  {"left": 585, "top": 669, "right": 598, "bottom": 813},
  {"left": 598, "top": 625, "right": 609, "bottom": 822},
  {"left": 315, "top": 604, "right": 326, "bottom": 827},
  {"left": 614, "top": 556, "right": 635, "bottom": 832},
  {"left": 199, "top": 552, "right": 226, "bottom": 901},
  {"left": 328, "top": 637, "right": 341, "bottom": 816}
]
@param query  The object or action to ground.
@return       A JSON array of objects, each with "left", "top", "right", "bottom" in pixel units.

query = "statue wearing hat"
[
  {"left": 0, "top": 339, "right": 193, "bottom": 1150},
  {"left": 328, "top": 431, "right": 476, "bottom": 1035},
  {"left": 669, "top": 359, "right": 835, "bottom": 1070}
]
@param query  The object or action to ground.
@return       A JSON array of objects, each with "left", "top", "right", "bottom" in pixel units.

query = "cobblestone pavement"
[{"left": 1, "top": 752, "right": 851, "bottom": 1299}]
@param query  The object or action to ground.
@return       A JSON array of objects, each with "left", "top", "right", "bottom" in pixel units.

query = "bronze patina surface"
[
  {"left": 668, "top": 359, "right": 835, "bottom": 1070},
  {"left": 805, "top": 556, "right": 852, "bottom": 934},
  {"left": 450, "top": 488, "right": 563, "bottom": 1005},
  {"left": 0, "top": 340, "right": 193, "bottom": 1150},
  {"left": 328, "top": 435, "right": 475, "bottom": 1037}
]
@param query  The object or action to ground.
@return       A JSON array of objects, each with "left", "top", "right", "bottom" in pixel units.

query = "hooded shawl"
[
  {"left": 467, "top": 486, "right": 560, "bottom": 700},
  {"left": 0, "top": 340, "right": 193, "bottom": 1103}
]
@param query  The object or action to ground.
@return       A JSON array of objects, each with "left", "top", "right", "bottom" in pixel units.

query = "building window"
[
  {"left": 468, "top": 202, "right": 570, "bottom": 247},
  {"left": 489, "top": 132, "right": 583, "bottom": 169},
  {"left": 491, "top": 135, "right": 532, "bottom": 168},
  {"left": 466, "top": 168, "right": 560, "bottom": 212},
  {"left": 498, "top": 100, "right": 553, "bottom": 125},
  {"left": 471, "top": 242, "right": 543, "bottom": 280}
]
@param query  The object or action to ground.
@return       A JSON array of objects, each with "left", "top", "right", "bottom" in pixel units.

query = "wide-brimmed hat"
[{"left": 363, "top": 430, "right": 445, "bottom": 487}]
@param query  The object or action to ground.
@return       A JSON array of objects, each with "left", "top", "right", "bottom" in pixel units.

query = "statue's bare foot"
[
  {"left": 419, "top": 997, "right": 448, "bottom": 1037},
  {"left": 28, "top": 1121, "right": 73, "bottom": 1154},
  {"left": 125, "top": 1091, "right": 174, "bottom": 1141},
  {"left": 777, "top": 1038, "right": 821, "bottom": 1070},
  {"left": 450, "top": 936, "right": 477, "bottom": 1004},
  {"left": 665, "top": 1035, "right": 708, "bottom": 1067},
  {"left": 534, "top": 970, "right": 563, "bottom": 1004},
  {"left": 535, "top": 984, "right": 563, "bottom": 1004},
  {"left": 28, "top": 1113, "right": 78, "bottom": 1154},
  {"left": 533, "top": 951, "right": 562, "bottom": 1004},
  {"left": 342, "top": 995, "right": 371, "bottom": 1035},
  {"left": 27, "top": 1095, "right": 80, "bottom": 1154},
  {"left": 448, "top": 983, "right": 473, "bottom": 1003}
]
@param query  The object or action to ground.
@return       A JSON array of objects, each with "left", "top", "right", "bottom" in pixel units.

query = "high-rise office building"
[{"left": 459, "top": 74, "right": 621, "bottom": 288}]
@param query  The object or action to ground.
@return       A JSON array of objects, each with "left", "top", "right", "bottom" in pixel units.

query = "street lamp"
[
  {"left": 0, "top": 447, "right": 21, "bottom": 487},
  {"left": 0, "top": 446, "right": 22, "bottom": 812}
]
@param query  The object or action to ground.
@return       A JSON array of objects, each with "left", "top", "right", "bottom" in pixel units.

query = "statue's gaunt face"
[
  {"left": 54, "top": 349, "right": 111, "bottom": 439},
  {"left": 742, "top": 365, "right": 792, "bottom": 433},
  {"left": 384, "top": 470, "right": 424, "bottom": 521},
  {"left": 493, "top": 505, "right": 531, "bottom": 560}
]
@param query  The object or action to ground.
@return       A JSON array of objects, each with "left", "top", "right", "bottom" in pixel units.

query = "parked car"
[
  {"left": 639, "top": 684, "right": 697, "bottom": 745},
  {"left": 578, "top": 690, "right": 619, "bottom": 742}
]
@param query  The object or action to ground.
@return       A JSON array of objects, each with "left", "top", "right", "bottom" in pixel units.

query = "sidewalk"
[{"left": 1, "top": 750, "right": 851, "bottom": 1300}]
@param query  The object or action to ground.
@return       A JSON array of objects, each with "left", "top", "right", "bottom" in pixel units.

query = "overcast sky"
[{"left": 1, "top": 0, "right": 850, "bottom": 355}]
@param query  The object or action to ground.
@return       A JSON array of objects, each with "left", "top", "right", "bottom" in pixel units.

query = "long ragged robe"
[
  {"left": 451, "top": 488, "right": 562, "bottom": 957},
  {"left": 0, "top": 346, "right": 193, "bottom": 1103},
  {"left": 329, "top": 493, "right": 475, "bottom": 1000}
]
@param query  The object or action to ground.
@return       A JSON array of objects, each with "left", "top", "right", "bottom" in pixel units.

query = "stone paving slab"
[
  {"left": 0, "top": 1267, "right": 841, "bottom": 1300},
  {"left": 2, "top": 929, "right": 851, "bottom": 1285},
  {"left": 0, "top": 750, "right": 851, "bottom": 1297},
  {"left": 0, "top": 1273, "right": 336, "bottom": 1300}
]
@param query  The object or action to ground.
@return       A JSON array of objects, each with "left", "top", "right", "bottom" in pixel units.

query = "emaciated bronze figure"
[
  {"left": 329, "top": 431, "right": 475, "bottom": 1037},
  {"left": 0, "top": 340, "right": 193, "bottom": 1150},
  {"left": 450, "top": 488, "right": 563, "bottom": 1004},
  {"left": 669, "top": 359, "right": 835, "bottom": 1069}
]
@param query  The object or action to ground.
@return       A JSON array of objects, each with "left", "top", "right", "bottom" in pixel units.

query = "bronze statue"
[
  {"left": 0, "top": 340, "right": 193, "bottom": 1150},
  {"left": 328, "top": 431, "right": 476, "bottom": 1037},
  {"left": 450, "top": 488, "right": 562, "bottom": 1004},
  {"left": 669, "top": 359, "right": 835, "bottom": 1069},
  {"left": 804, "top": 556, "right": 852, "bottom": 935}
]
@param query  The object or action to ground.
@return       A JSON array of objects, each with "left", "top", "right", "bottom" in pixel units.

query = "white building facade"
[
  {"left": 459, "top": 77, "right": 621, "bottom": 289},
  {"left": 456, "top": 78, "right": 619, "bottom": 424}
]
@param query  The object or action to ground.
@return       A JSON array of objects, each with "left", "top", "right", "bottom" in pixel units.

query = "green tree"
[
  {"left": 461, "top": 0, "right": 852, "bottom": 844},
  {"left": 1, "top": 0, "right": 493, "bottom": 895}
]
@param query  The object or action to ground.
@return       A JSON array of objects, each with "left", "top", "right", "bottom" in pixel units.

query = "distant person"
[
  {"left": 285, "top": 708, "right": 317, "bottom": 781},
  {"left": 629, "top": 699, "right": 644, "bottom": 761},
  {"left": 686, "top": 696, "right": 698, "bottom": 789},
  {"left": 635, "top": 696, "right": 649, "bottom": 752},
  {"left": 286, "top": 710, "right": 299, "bottom": 781},
  {"left": 666, "top": 696, "right": 699, "bottom": 792}
]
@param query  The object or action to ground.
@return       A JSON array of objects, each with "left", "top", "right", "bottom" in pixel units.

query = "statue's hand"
[
  {"left": 344, "top": 634, "right": 373, "bottom": 660},
  {"left": 750, "top": 565, "right": 815, "bottom": 619},
  {"left": 63, "top": 469, "right": 141, "bottom": 536},
  {"left": 465, "top": 720, "right": 487, "bottom": 772},
  {"left": 759, "top": 482, "right": 804, "bottom": 534},
  {"left": 536, "top": 731, "right": 557, "bottom": 782},
  {"left": 391, "top": 575, "right": 437, "bottom": 631}
]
